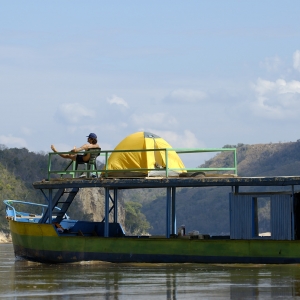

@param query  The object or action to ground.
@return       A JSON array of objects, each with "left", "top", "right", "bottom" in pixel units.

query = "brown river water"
[{"left": 1, "top": 243, "right": 300, "bottom": 299}]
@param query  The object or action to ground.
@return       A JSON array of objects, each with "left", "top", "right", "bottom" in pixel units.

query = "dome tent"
[{"left": 106, "top": 131, "right": 186, "bottom": 177}]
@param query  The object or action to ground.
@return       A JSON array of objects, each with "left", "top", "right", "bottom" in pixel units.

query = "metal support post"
[
  {"left": 292, "top": 185, "right": 295, "bottom": 240},
  {"left": 48, "top": 189, "right": 52, "bottom": 224},
  {"left": 114, "top": 188, "right": 118, "bottom": 223},
  {"left": 166, "top": 187, "right": 171, "bottom": 238},
  {"left": 104, "top": 187, "right": 109, "bottom": 237},
  {"left": 171, "top": 187, "right": 176, "bottom": 235}
]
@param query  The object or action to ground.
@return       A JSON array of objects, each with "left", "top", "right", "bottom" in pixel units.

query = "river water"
[{"left": 1, "top": 244, "right": 300, "bottom": 299}]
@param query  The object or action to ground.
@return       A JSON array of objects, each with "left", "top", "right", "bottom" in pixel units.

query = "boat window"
[{"left": 253, "top": 197, "right": 271, "bottom": 237}]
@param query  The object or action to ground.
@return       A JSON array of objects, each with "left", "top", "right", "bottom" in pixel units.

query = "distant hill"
[
  {"left": 0, "top": 145, "right": 64, "bottom": 186},
  {"left": 0, "top": 162, "right": 34, "bottom": 232},
  {"left": 216, "top": 142, "right": 300, "bottom": 177},
  {"left": 141, "top": 141, "right": 300, "bottom": 235}
]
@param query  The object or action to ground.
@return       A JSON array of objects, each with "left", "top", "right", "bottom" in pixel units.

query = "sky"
[{"left": 1, "top": 1, "right": 300, "bottom": 167}]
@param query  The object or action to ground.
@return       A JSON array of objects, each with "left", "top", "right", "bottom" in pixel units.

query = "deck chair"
[{"left": 63, "top": 148, "right": 101, "bottom": 178}]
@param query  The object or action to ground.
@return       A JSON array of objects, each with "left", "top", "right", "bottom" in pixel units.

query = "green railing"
[{"left": 47, "top": 147, "right": 237, "bottom": 180}]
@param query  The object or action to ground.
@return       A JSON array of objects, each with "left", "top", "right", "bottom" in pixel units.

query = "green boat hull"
[{"left": 9, "top": 220, "right": 300, "bottom": 264}]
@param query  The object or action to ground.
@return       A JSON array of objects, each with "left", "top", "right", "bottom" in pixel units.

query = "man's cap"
[{"left": 87, "top": 133, "right": 97, "bottom": 139}]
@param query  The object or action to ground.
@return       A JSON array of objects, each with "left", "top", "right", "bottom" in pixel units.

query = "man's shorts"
[{"left": 76, "top": 154, "right": 87, "bottom": 164}]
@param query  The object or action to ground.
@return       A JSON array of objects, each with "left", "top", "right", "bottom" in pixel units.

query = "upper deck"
[{"left": 33, "top": 175, "right": 300, "bottom": 190}]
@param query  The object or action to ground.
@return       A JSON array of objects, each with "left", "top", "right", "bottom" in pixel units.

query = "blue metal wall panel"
[
  {"left": 230, "top": 193, "right": 254, "bottom": 239},
  {"left": 271, "top": 194, "right": 293, "bottom": 240}
]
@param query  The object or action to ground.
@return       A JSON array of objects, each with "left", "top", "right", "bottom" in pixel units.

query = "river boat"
[{"left": 4, "top": 146, "right": 300, "bottom": 264}]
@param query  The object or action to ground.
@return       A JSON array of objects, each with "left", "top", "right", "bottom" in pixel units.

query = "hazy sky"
[{"left": 1, "top": 1, "right": 300, "bottom": 166}]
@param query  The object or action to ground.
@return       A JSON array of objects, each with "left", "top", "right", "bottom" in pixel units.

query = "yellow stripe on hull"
[{"left": 10, "top": 219, "right": 58, "bottom": 237}]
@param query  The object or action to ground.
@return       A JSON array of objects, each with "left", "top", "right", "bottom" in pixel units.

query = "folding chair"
[{"left": 63, "top": 148, "right": 101, "bottom": 178}]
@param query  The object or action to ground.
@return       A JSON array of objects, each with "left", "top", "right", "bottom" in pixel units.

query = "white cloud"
[
  {"left": 131, "top": 112, "right": 178, "bottom": 128},
  {"left": 259, "top": 55, "right": 282, "bottom": 72},
  {"left": 107, "top": 95, "right": 128, "bottom": 108},
  {"left": 0, "top": 135, "right": 27, "bottom": 148},
  {"left": 164, "top": 89, "right": 206, "bottom": 104},
  {"left": 180, "top": 130, "right": 202, "bottom": 148},
  {"left": 56, "top": 103, "right": 95, "bottom": 124},
  {"left": 251, "top": 78, "right": 300, "bottom": 119},
  {"left": 293, "top": 50, "right": 300, "bottom": 72},
  {"left": 253, "top": 78, "right": 300, "bottom": 95},
  {"left": 142, "top": 129, "right": 202, "bottom": 148}
]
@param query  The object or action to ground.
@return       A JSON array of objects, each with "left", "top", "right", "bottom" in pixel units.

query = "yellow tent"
[{"left": 106, "top": 131, "right": 185, "bottom": 176}]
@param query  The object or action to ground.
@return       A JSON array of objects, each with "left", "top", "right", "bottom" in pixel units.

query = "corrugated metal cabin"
[{"left": 230, "top": 192, "right": 300, "bottom": 240}]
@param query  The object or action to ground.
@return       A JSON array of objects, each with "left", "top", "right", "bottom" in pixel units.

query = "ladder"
[{"left": 39, "top": 188, "right": 79, "bottom": 224}]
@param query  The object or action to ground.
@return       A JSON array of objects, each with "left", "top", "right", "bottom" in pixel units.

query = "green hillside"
[
  {"left": 0, "top": 145, "right": 65, "bottom": 185},
  {"left": 0, "top": 162, "right": 34, "bottom": 232}
]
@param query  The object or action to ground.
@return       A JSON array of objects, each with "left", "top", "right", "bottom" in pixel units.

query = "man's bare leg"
[{"left": 51, "top": 145, "right": 76, "bottom": 160}]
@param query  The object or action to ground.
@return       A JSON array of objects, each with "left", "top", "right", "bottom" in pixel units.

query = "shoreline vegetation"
[{"left": 0, "top": 231, "right": 11, "bottom": 243}]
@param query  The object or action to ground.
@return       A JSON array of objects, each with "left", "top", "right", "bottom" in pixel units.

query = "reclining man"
[{"left": 51, "top": 133, "right": 100, "bottom": 164}]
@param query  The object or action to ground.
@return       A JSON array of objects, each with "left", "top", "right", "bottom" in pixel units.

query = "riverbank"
[{"left": 0, "top": 231, "right": 11, "bottom": 243}]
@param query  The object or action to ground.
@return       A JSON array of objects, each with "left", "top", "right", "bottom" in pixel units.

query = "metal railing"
[
  {"left": 4, "top": 200, "right": 68, "bottom": 221},
  {"left": 47, "top": 147, "right": 237, "bottom": 179}
]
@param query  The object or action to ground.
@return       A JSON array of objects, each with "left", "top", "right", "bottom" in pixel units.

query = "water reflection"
[
  {"left": 229, "top": 265, "right": 300, "bottom": 299},
  {"left": 166, "top": 272, "right": 177, "bottom": 300},
  {"left": 2, "top": 244, "right": 300, "bottom": 299},
  {"left": 19, "top": 263, "right": 180, "bottom": 299}
]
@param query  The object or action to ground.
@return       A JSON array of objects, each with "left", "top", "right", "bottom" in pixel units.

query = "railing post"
[
  {"left": 234, "top": 148, "right": 237, "bottom": 175},
  {"left": 71, "top": 161, "right": 76, "bottom": 178},
  {"left": 165, "top": 149, "right": 169, "bottom": 178},
  {"left": 105, "top": 152, "right": 108, "bottom": 178},
  {"left": 48, "top": 154, "right": 52, "bottom": 180}
]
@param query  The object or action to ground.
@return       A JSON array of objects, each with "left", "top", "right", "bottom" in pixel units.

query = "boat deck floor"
[{"left": 33, "top": 175, "right": 300, "bottom": 190}]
